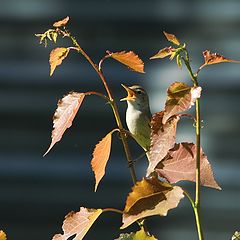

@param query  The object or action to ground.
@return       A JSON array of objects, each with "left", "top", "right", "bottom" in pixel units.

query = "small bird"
[{"left": 121, "top": 84, "right": 151, "bottom": 152}]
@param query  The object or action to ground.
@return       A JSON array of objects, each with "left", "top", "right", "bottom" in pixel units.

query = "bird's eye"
[{"left": 136, "top": 90, "right": 143, "bottom": 94}]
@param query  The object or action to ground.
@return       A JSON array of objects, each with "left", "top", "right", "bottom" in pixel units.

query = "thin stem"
[{"left": 102, "top": 208, "right": 123, "bottom": 214}]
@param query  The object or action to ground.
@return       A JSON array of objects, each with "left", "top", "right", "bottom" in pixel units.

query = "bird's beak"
[{"left": 120, "top": 84, "right": 136, "bottom": 101}]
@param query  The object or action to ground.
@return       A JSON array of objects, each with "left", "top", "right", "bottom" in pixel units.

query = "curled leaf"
[
  {"left": 53, "top": 16, "right": 70, "bottom": 27},
  {"left": 156, "top": 143, "right": 221, "bottom": 190},
  {"left": 121, "top": 177, "right": 184, "bottom": 229},
  {"left": 200, "top": 50, "right": 240, "bottom": 70},
  {"left": 147, "top": 112, "right": 180, "bottom": 176},
  {"left": 163, "top": 31, "right": 181, "bottom": 46},
  {"left": 44, "top": 92, "right": 85, "bottom": 156},
  {"left": 107, "top": 51, "right": 144, "bottom": 73},
  {"left": 150, "top": 46, "right": 176, "bottom": 60},
  {"left": 49, "top": 47, "right": 70, "bottom": 76},
  {"left": 52, "top": 207, "right": 102, "bottom": 240},
  {"left": 91, "top": 131, "right": 114, "bottom": 192},
  {"left": 162, "top": 82, "right": 202, "bottom": 124}
]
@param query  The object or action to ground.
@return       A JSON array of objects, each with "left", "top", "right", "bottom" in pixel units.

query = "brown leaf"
[
  {"left": 163, "top": 31, "right": 181, "bottom": 46},
  {"left": 147, "top": 112, "right": 180, "bottom": 176},
  {"left": 121, "top": 177, "right": 184, "bottom": 229},
  {"left": 44, "top": 92, "right": 85, "bottom": 156},
  {"left": 156, "top": 143, "right": 221, "bottom": 190},
  {"left": 52, "top": 207, "right": 102, "bottom": 240},
  {"left": 150, "top": 46, "right": 176, "bottom": 60},
  {"left": 162, "top": 82, "right": 202, "bottom": 124},
  {"left": 107, "top": 51, "right": 144, "bottom": 73},
  {"left": 49, "top": 47, "right": 70, "bottom": 76},
  {"left": 53, "top": 16, "right": 70, "bottom": 27},
  {"left": 200, "top": 50, "right": 239, "bottom": 69},
  {"left": 91, "top": 131, "right": 113, "bottom": 192}
]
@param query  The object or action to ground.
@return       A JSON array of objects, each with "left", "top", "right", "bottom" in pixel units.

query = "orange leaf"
[
  {"left": 107, "top": 51, "right": 144, "bottom": 73},
  {"left": 121, "top": 177, "right": 184, "bottom": 229},
  {"left": 91, "top": 131, "right": 114, "bottom": 192},
  {"left": 147, "top": 112, "right": 180, "bottom": 176},
  {"left": 156, "top": 143, "right": 221, "bottom": 190},
  {"left": 53, "top": 16, "right": 70, "bottom": 27},
  {"left": 44, "top": 92, "right": 85, "bottom": 156},
  {"left": 200, "top": 50, "right": 239, "bottom": 69},
  {"left": 163, "top": 31, "right": 181, "bottom": 46},
  {"left": 150, "top": 46, "right": 176, "bottom": 60},
  {"left": 0, "top": 231, "right": 7, "bottom": 240},
  {"left": 162, "top": 82, "right": 202, "bottom": 124},
  {"left": 52, "top": 207, "right": 102, "bottom": 240},
  {"left": 49, "top": 47, "right": 70, "bottom": 76}
]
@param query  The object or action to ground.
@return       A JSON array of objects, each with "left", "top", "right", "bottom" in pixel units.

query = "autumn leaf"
[
  {"left": 91, "top": 131, "right": 115, "bottom": 192},
  {"left": 163, "top": 31, "right": 181, "bottom": 46},
  {"left": 156, "top": 143, "right": 221, "bottom": 190},
  {"left": 115, "top": 229, "right": 157, "bottom": 240},
  {"left": 162, "top": 82, "right": 202, "bottom": 124},
  {"left": 150, "top": 46, "right": 176, "bottom": 60},
  {"left": 121, "top": 177, "right": 184, "bottom": 229},
  {"left": 147, "top": 112, "right": 180, "bottom": 176},
  {"left": 200, "top": 50, "right": 239, "bottom": 70},
  {"left": 44, "top": 92, "right": 85, "bottom": 156},
  {"left": 53, "top": 16, "right": 70, "bottom": 27},
  {"left": 107, "top": 51, "right": 144, "bottom": 73},
  {"left": 0, "top": 231, "right": 6, "bottom": 240},
  {"left": 49, "top": 47, "right": 70, "bottom": 76},
  {"left": 52, "top": 207, "right": 102, "bottom": 240},
  {"left": 232, "top": 231, "right": 240, "bottom": 240}
]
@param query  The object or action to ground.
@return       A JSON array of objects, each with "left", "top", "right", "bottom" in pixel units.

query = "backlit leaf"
[
  {"left": 115, "top": 229, "right": 157, "bottom": 240},
  {"left": 91, "top": 131, "right": 113, "bottom": 192},
  {"left": 0, "top": 231, "right": 6, "bottom": 240},
  {"left": 53, "top": 16, "right": 70, "bottom": 27},
  {"left": 156, "top": 143, "right": 221, "bottom": 190},
  {"left": 232, "top": 231, "right": 240, "bottom": 240},
  {"left": 147, "top": 112, "right": 180, "bottom": 176},
  {"left": 49, "top": 47, "right": 70, "bottom": 76},
  {"left": 163, "top": 31, "right": 180, "bottom": 46},
  {"left": 121, "top": 177, "right": 184, "bottom": 229},
  {"left": 200, "top": 50, "right": 239, "bottom": 69},
  {"left": 150, "top": 47, "right": 176, "bottom": 60},
  {"left": 107, "top": 51, "right": 144, "bottom": 73},
  {"left": 162, "top": 82, "right": 202, "bottom": 124},
  {"left": 52, "top": 207, "right": 102, "bottom": 240},
  {"left": 44, "top": 92, "right": 85, "bottom": 156}
]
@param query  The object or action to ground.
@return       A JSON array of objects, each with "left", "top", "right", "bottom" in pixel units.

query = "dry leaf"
[
  {"left": 121, "top": 177, "right": 184, "bottom": 229},
  {"left": 156, "top": 143, "right": 221, "bottom": 190},
  {"left": 52, "top": 207, "right": 102, "bottom": 240},
  {"left": 91, "top": 131, "right": 113, "bottom": 192},
  {"left": 0, "top": 231, "right": 6, "bottom": 240},
  {"left": 44, "top": 92, "right": 85, "bottom": 156},
  {"left": 162, "top": 82, "right": 202, "bottom": 124},
  {"left": 200, "top": 50, "right": 239, "bottom": 69},
  {"left": 150, "top": 47, "right": 176, "bottom": 60},
  {"left": 147, "top": 112, "right": 180, "bottom": 176},
  {"left": 163, "top": 31, "right": 180, "bottom": 46},
  {"left": 53, "top": 16, "right": 70, "bottom": 27},
  {"left": 49, "top": 47, "right": 70, "bottom": 76},
  {"left": 107, "top": 51, "right": 144, "bottom": 73}
]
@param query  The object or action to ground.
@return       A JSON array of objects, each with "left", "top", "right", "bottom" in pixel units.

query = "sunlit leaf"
[
  {"left": 200, "top": 50, "right": 239, "bottom": 69},
  {"left": 121, "top": 177, "right": 184, "bottom": 229},
  {"left": 107, "top": 51, "right": 144, "bottom": 73},
  {"left": 156, "top": 143, "right": 221, "bottom": 190},
  {"left": 232, "top": 231, "right": 240, "bottom": 240},
  {"left": 0, "top": 231, "right": 6, "bottom": 240},
  {"left": 162, "top": 82, "right": 202, "bottom": 124},
  {"left": 115, "top": 229, "right": 157, "bottom": 240},
  {"left": 147, "top": 112, "right": 180, "bottom": 176},
  {"left": 52, "top": 207, "right": 102, "bottom": 240},
  {"left": 53, "top": 16, "right": 70, "bottom": 27},
  {"left": 44, "top": 92, "right": 85, "bottom": 156},
  {"left": 163, "top": 31, "right": 180, "bottom": 46},
  {"left": 150, "top": 47, "right": 176, "bottom": 60},
  {"left": 49, "top": 47, "right": 70, "bottom": 76},
  {"left": 91, "top": 131, "right": 113, "bottom": 192}
]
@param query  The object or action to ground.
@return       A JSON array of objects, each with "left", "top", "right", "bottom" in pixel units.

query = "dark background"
[{"left": 0, "top": 0, "right": 240, "bottom": 239}]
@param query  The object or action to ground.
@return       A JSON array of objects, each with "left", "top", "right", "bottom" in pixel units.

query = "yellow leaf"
[
  {"left": 133, "top": 229, "right": 157, "bottom": 240},
  {"left": 108, "top": 51, "right": 144, "bottom": 73},
  {"left": 53, "top": 16, "right": 70, "bottom": 28},
  {"left": 49, "top": 47, "right": 70, "bottom": 76},
  {"left": 150, "top": 47, "right": 176, "bottom": 60},
  {"left": 91, "top": 131, "right": 113, "bottom": 191},
  {"left": 0, "top": 231, "right": 7, "bottom": 240},
  {"left": 163, "top": 31, "right": 181, "bottom": 46}
]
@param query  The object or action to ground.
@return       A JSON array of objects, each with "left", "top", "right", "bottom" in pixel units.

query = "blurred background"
[{"left": 0, "top": 0, "right": 240, "bottom": 239}]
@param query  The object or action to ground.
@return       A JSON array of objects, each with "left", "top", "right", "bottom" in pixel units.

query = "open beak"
[{"left": 120, "top": 84, "right": 136, "bottom": 101}]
